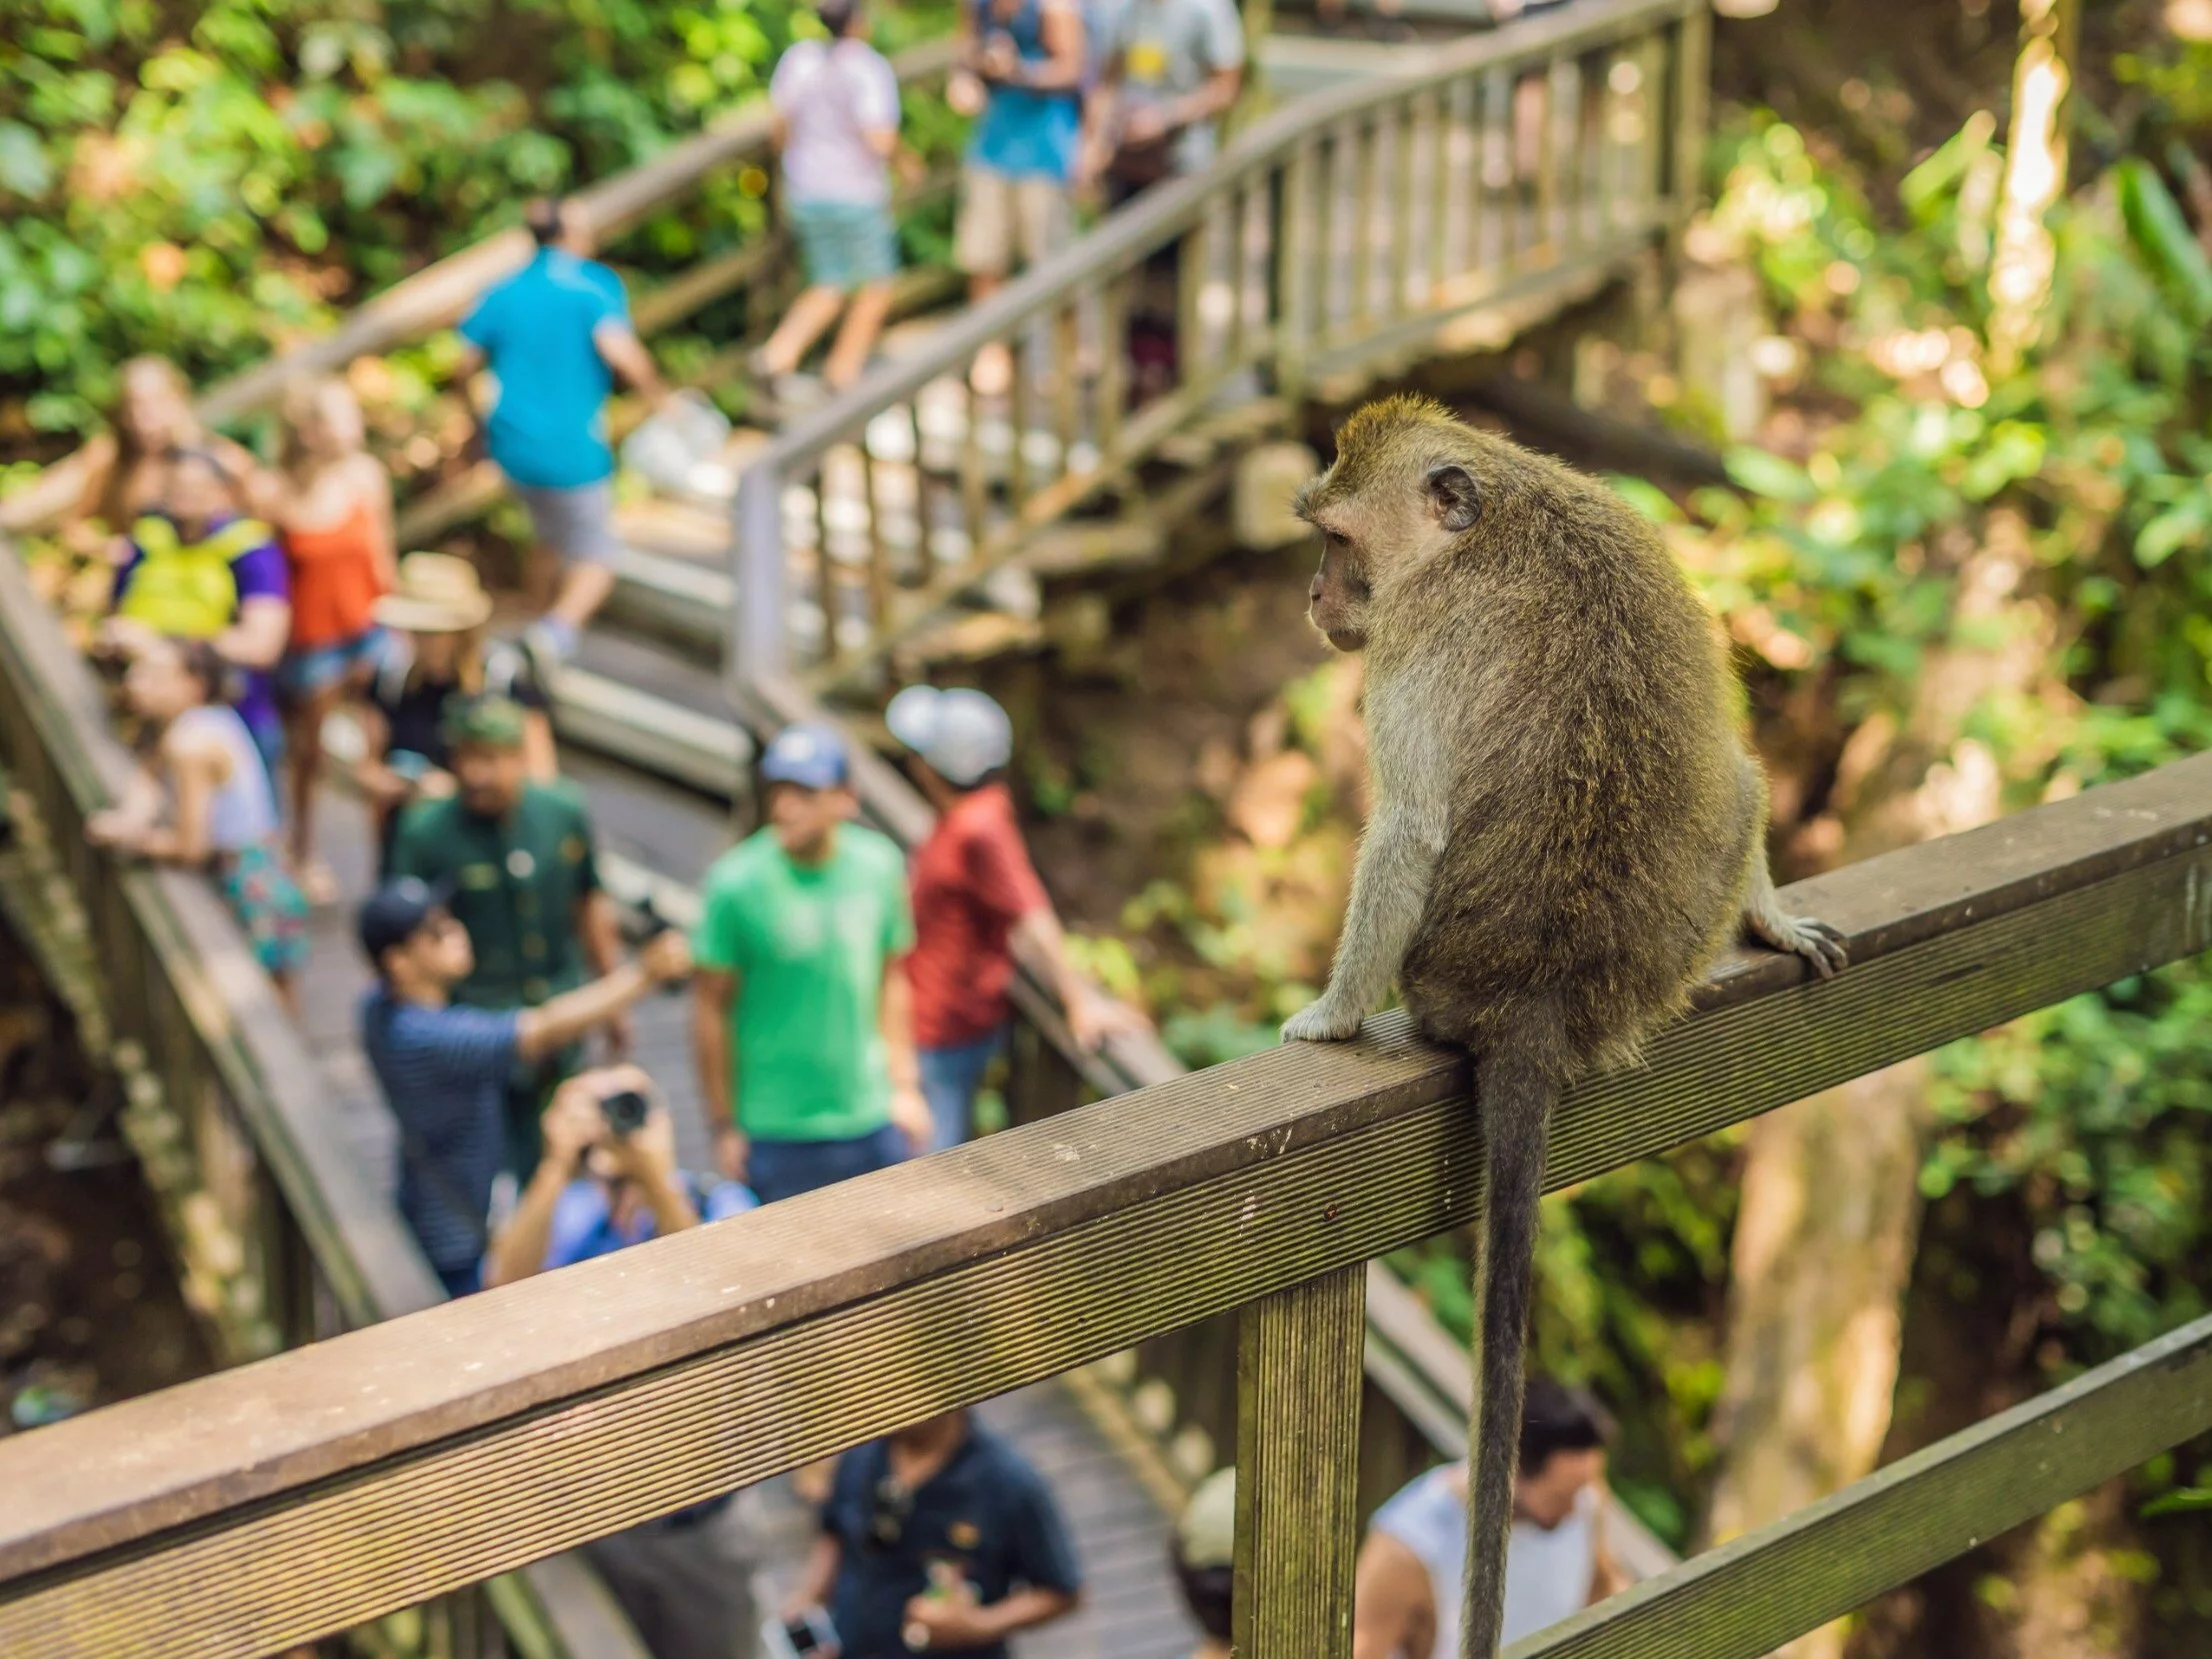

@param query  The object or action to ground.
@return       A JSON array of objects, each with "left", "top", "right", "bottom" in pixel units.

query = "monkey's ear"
[{"left": 1425, "top": 463, "right": 1482, "bottom": 533}]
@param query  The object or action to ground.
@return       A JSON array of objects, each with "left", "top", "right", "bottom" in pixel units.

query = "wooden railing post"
[
  {"left": 732, "top": 457, "right": 787, "bottom": 687},
  {"left": 1235, "top": 1264, "right": 1367, "bottom": 1659},
  {"left": 1665, "top": 0, "right": 1711, "bottom": 232}
]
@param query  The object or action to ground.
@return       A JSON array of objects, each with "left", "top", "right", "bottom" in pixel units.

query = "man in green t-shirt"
[{"left": 691, "top": 721, "right": 931, "bottom": 1203}]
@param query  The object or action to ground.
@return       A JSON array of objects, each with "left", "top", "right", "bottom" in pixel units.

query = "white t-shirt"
[
  {"left": 1370, "top": 1463, "right": 1598, "bottom": 1655},
  {"left": 770, "top": 38, "right": 902, "bottom": 207}
]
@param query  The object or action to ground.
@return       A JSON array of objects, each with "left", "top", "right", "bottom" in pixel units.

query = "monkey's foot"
[
  {"left": 1282, "top": 999, "right": 1364, "bottom": 1042},
  {"left": 1749, "top": 909, "right": 1849, "bottom": 979}
]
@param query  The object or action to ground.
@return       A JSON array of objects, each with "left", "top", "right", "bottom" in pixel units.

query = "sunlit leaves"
[{"left": 0, "top": 0, "right": 956, "bottom": 452}]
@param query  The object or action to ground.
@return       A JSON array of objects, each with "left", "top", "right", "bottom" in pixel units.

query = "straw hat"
[{"left": 373, "top": 553, "right": 494, "bottom": 633}]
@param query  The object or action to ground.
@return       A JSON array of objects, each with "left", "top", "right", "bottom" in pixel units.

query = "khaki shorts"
[{"left": 955, "top": 166, "right": 1071, "bottom": 278}]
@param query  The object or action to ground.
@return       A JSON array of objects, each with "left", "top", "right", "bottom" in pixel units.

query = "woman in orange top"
[{"left": 251, "top": 377, "right": 396, "bottom": 901}]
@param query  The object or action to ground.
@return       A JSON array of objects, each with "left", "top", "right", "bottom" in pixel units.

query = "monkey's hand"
[
  {"left": 1748, "top": 909, "right": 1849, "bottom": 980},
  {"left": 1282, "top": 997, "right": 1366, "bottom": 1043}
]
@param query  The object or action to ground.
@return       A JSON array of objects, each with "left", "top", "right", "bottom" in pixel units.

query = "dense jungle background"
[{"left": 8, "top": 0, "right": 2212, "bottom": 1652}]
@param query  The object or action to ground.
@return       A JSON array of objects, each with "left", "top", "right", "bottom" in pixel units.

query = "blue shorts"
[
  {"left": 746, "top": 1122, "right": 907, "bottom": 1206},
  {"left": 789, "top": 199, "right": 899, "bottom": 293},
  {"left": 281, "top": 626, "right": 387, "bottom": 700}
]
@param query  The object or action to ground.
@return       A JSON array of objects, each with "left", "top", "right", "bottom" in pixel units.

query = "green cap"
[
  {"left": 1177, "top": 1468, "right": 1236, "bottom": 1571},
  {"left": 442, "top": 692, "right": 528, "bottom": 750}
]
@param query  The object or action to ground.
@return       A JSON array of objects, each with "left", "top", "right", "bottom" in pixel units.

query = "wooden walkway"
[{"left": 293, "top": 774, "right": 1196, "bottom": 1659}]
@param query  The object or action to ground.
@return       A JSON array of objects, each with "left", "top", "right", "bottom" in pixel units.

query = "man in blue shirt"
[
  {"left": 357, "top": 876, "right": 691, "bottom": 1296},
  {"left": 949, "top": 0, "right": 1087, "bottom": 395},
  {"left": 783, "top": 1408, "right": 1083, "bottom": 1657},
  {"left": 456, "top": 197, "right": 674, "bottom": 668},
  {"left": 482, "top": 1069, "right": 758, "bottom": 1659}
]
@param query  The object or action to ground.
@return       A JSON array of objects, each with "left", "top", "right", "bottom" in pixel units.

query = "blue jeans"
[
  {"left": 746, "top": 1122, "right": 907, "bottom": 1206},
  {"left": 919, "top": 1029, "right": 1005, "bottom": 1152}
]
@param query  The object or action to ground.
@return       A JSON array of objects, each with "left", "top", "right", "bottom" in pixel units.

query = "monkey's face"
[{"left": 1307, "top": 531, "right": 1371, "bottom": 653}]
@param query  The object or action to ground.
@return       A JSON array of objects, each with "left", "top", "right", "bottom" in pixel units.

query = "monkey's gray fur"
[{"left": 1283, "top": 396, "right": 1844, "bottom": 1659}]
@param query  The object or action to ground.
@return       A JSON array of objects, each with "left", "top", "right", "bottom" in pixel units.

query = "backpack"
[{"left": 118, "top": 515, "right": 269, "bottom": 639}]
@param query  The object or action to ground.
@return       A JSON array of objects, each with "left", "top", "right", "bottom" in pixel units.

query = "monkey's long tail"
[{"left": 1460, "top": 1032, "right": 1561, "bottom": 1659}]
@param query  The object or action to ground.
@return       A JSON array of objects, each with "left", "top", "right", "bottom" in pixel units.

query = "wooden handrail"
[
  {"left": 0, "top": 545, "right": 437, "bottom": 1328},
  {"left": 729, "top": 0, "right": 1702, "bottom": 685},
  {"left": 1523, "top": 1306, "right": 2212, "bottom": 1658},
  {"left": 752, "top": 0, "right": 1689, "bottom": 480},
  {"left": 6, "top": 749, "right": 2211, "bottom": 1655},
  {"left": 0, "top": 534, "right": 647, "bottom": 1654}
]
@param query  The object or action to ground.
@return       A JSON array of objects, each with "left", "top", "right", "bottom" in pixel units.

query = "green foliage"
[
  {"left": 0, "top": 0, "right": 951, "bottom": 455},
  {"left": 1928, "top": 965, "right": 2212, "bottom": 1361},
  {"left": 1375, "top": 97, "right": 2212, "bottom": 1552},
  {"left": 1600, "top": 105, "right": 2212, "bottom": 1514}
]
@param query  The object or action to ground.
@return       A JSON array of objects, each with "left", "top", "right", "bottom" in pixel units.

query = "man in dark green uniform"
[{"left": 387, "top": 694, "right": 624, "bottom": 1175}]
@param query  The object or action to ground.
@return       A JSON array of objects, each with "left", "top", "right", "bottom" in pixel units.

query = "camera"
[
  {"left": 762, "top": 1610, "right": 838, "bottom": 1657},
  {"left": 600, "top": 1088, "right": 650, "bottom": 1137}
]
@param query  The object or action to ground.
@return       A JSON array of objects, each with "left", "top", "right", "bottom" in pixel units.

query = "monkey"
[{"left": 1281, "top": 396, "right": 1844, "bottom": 1659}]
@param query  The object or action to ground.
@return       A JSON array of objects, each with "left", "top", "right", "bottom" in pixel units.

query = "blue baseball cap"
[{"left": 759, "top": 721, "right": 851, "bottom": 791}]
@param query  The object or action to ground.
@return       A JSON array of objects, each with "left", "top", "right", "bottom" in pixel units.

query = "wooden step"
[{"left": 547, "top": 663, "right": 751, "bottom": 796}]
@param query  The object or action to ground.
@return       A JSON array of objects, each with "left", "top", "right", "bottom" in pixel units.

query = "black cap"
[{"left": 357, "top": 877, "right": 454, "bottom": 965}]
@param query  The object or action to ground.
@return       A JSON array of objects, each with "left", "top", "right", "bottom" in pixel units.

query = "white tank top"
[
  {"left": 1369, "top": 1463, "right": 1598, "bottom": 1655},
  {"left": 171, "top": 704, "right": 279, "bottom": 852}
]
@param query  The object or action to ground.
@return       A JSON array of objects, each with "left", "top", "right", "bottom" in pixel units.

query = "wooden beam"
[
  {"left": 4, "top": 752, "right": 2211, "bottom": 1656},
  {"left": 1236, "top": 1266, "right": 1366, "bottom": 1659}
]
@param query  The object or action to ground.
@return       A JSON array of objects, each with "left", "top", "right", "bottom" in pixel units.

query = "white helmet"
[{"left": 885, "top": 685, "right": 1014, "bottom": 788}]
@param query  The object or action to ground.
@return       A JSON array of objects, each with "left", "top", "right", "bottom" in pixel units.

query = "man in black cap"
[
  {"left": 388, "top": 691, "right": 624, "bottom": 1176},
  {"left": 358, "top": 875, "right": 691, "bottom": 1297}
]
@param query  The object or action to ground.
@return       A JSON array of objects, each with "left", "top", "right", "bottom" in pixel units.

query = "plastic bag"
[{"left": 622, "top": 389, "right": 732, "bottom": 495}]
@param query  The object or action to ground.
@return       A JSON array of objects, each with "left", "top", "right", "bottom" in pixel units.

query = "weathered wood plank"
[
  {"left": 3, "top": 753, "right": 2211, "bottom": 1657},
  {"left": 1236, "top": 1266, "right": 1366, "bottom": 1659}
]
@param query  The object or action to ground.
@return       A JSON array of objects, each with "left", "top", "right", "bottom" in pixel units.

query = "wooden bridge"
[
  {"left": 10, "top": 535, "right": 2212, "bottom": 1657},
  {"left": 11, "top": 3, "right": 2193, "bottom": 1658}
]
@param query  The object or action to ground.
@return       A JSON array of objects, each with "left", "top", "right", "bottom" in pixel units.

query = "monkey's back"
[{"left": 1384, "top": 451, "right": 1751, "bottom": 1079}]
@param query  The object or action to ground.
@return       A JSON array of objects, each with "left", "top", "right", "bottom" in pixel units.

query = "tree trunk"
[
  {"left": 1704, "top": 1063, "right": 1930, "bottom": 1557},
  {"left": 1706, "top": 514, "right": 2065, "bottom": 1658},
  {"left": 1987, "top": 0, "right": 2082, "bottom": 373}
]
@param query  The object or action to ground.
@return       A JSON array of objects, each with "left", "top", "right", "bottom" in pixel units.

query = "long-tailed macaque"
[{"left": 1283, "top": 396, "right": 1844, "bottom": 1658}]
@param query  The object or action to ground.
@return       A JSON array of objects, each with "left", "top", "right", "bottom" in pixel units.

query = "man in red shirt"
[{"left": 887, "top": 685, "right": 1147, "bottom": 1149}]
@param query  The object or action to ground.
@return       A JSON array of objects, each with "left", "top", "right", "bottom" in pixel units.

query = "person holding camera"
[
  {"left": 482, "top": 1067, "right": 755, "bottom": 1288},
  {"left": 357, "top": 877, "right": 692, "bottom": 1298},
  {"left": 481, "top": 1070, "right": 759, "bottom": 1659}
]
